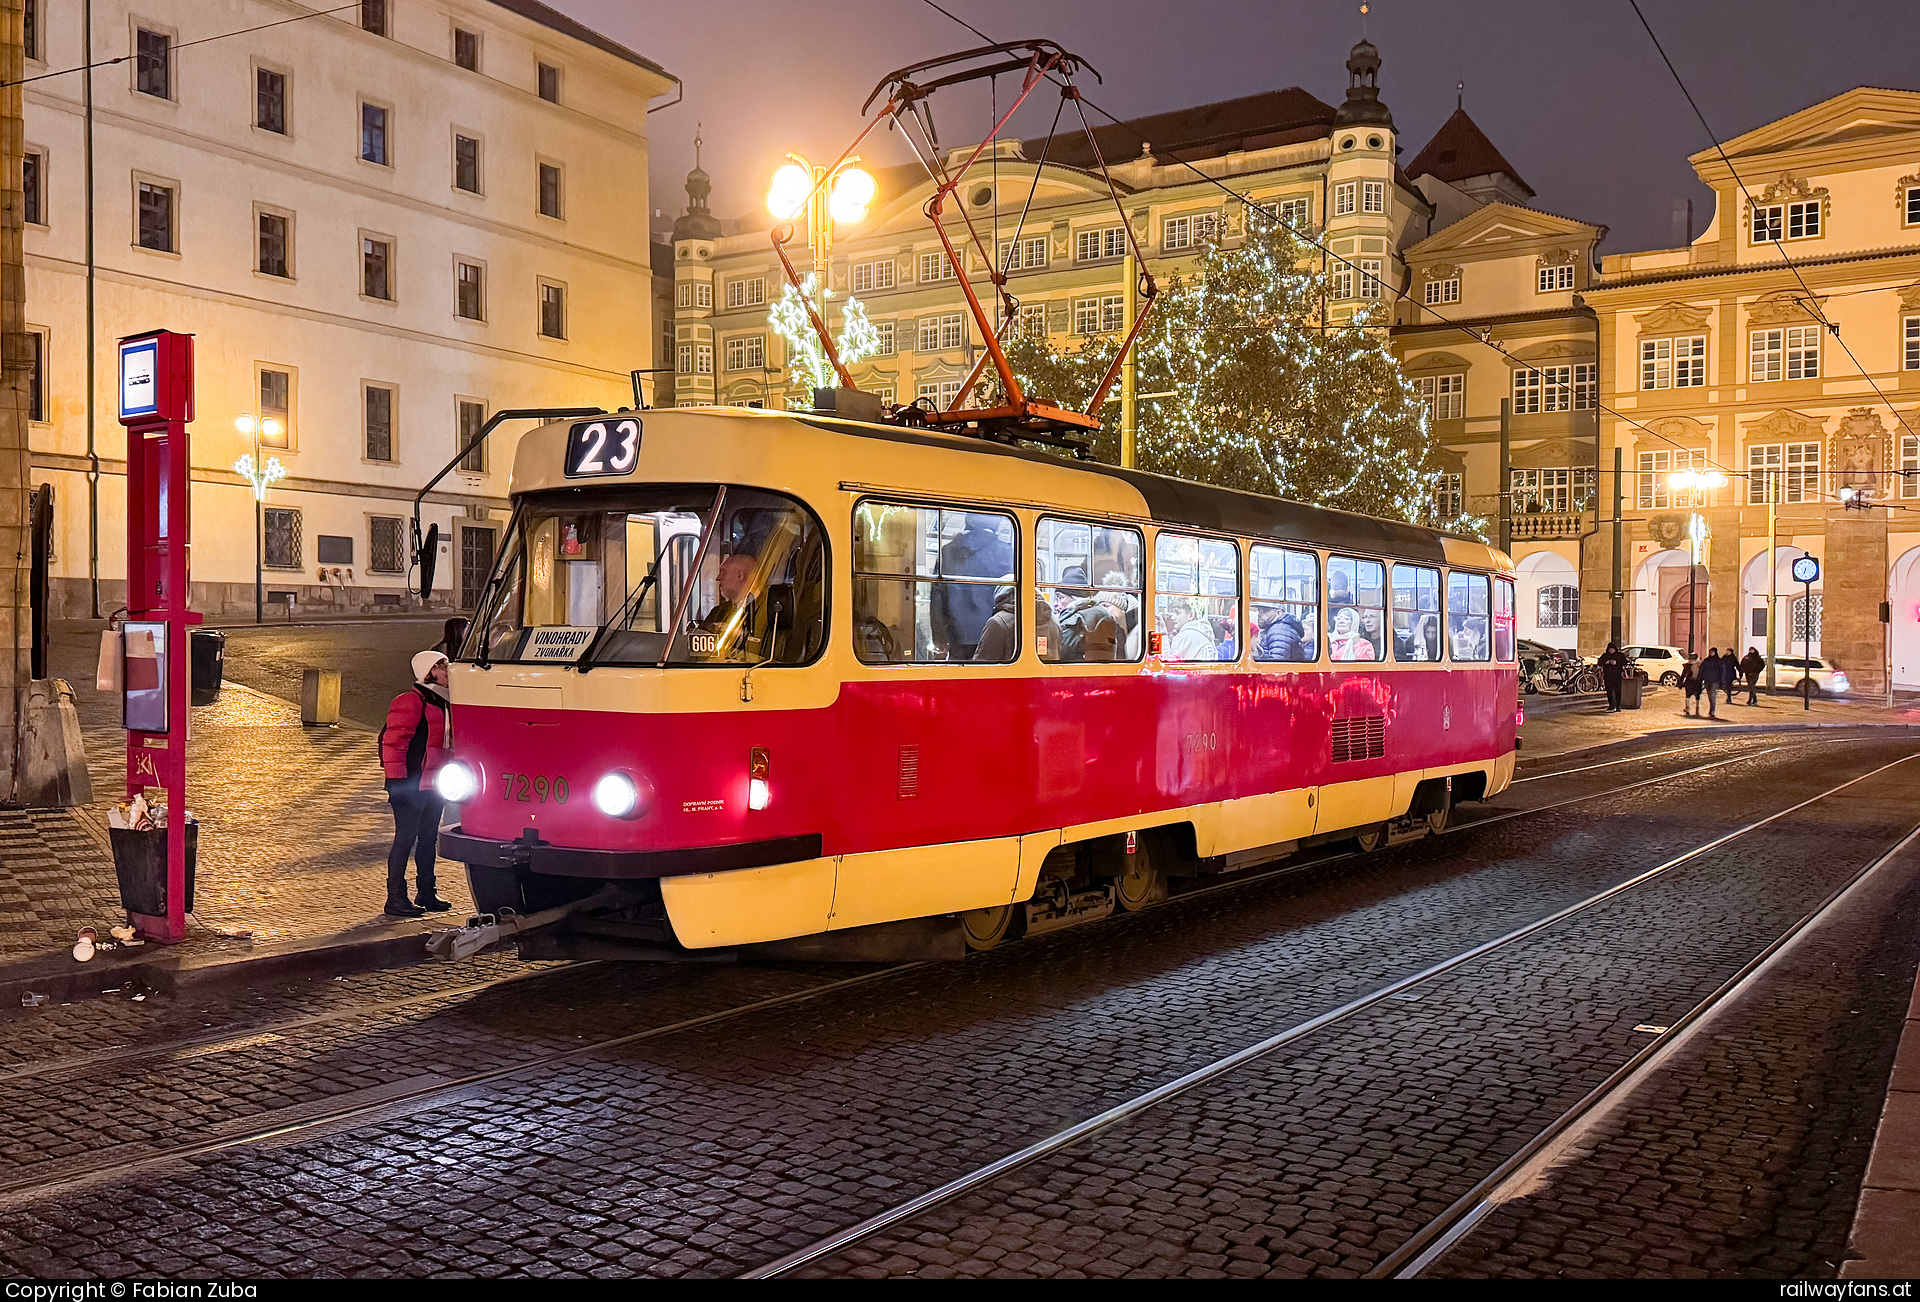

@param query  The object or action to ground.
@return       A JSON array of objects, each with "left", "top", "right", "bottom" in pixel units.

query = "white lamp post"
[
  {"left": 1668, "top": 469, "right": 1727, "bottom": 658},
  {"left": 233, "top": 415, "right": 287, "bottom": 625}
]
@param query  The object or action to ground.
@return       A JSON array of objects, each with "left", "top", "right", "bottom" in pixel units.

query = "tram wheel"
[
  {"left": 1423, "top": 801, "right": 1450, "bottom": 836},
  {"left": 1113, "top": 845, "right": 1168, "bottom": 912},
  {"left": 961, "top": 904, "right": 1019, "bottom": 951},
  {"left": 1350, "top": 822, "right": 1390, "bottom": 853}
]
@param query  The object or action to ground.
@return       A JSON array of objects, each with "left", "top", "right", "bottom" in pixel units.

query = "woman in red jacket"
[{"left": 379, "top": 651, "right": 453, "bottom": 916}]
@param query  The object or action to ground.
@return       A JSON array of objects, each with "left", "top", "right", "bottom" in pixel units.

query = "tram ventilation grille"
[
  {"left": 898, "top": 745, "right": 920, "bottom": 799},
  {"left": 1330, "top": 715, "right": 1385, "bottom": 763}
]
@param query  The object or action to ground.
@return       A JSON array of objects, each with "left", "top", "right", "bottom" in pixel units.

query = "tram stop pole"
[{"left": 118, "top": 330, "right": 200, "bottom": 943}]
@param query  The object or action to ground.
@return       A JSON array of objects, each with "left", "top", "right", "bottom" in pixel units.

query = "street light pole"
[
  {"left": 1765, "top": 468, "right": 1778, "bottom": 694},
  {"left": 233, "top": 415, "right": 286, "bottom": 627},
  {"left": 1668, "top": 469, "right": 1727, "bottom": 660}
]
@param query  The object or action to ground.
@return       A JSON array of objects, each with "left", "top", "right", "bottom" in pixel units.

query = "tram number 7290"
[
  {"left": 498, "top": 773, "right": 571, "bottom": 804},
  {"left": 564, "top": 417, "right": 641, "bottom": 477}
]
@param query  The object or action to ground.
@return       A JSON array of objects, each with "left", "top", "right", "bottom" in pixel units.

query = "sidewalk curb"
[
  {"left": 0, "top": 920, "right": 450, "bottom": 1015},
  {"left": 1842, "top": 856, "right": 1920, "bottom": 1277},
  {"left": 1518, "top": 721, "right": 1920, "bottom": 770}
]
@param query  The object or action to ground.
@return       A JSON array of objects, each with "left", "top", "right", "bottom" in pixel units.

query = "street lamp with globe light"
[
  {"left": 233, "top": 414, "right": 288, "bottom": 625},
  {"left": 766, "top": 153, "right": 874, "bottom": 397},
  {"left": 1668, "top": 468, "right": 1728, "bottom": 658}
]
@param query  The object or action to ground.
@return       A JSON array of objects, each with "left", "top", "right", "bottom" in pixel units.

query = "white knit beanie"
[{"left": 413, "top": 650, "right": 449, "bottom": 683}]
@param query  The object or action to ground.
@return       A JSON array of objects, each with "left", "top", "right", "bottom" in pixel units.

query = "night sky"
[{"left": 552, "top": 0, "right": 1920, "bottom": 256}]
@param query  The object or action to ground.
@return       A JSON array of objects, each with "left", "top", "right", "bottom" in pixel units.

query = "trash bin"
[
  {"left": 190, "top": 629, "right": 225, "bottom": 702},
  {"left": 108, "top": 823, "right": 197, "bottom": 916},
  {"left": 1620, "top": 671, "right": 1645, "bottom": 710}
]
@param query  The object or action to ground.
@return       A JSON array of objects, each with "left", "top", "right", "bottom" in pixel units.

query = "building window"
[
  {"left": 1358, "top": 259, "right": 1382, "bottom": 299},
  {"left": 1538, "top": 584, "right": 1580, "bottom": 628},
  {"left": 456, "top": 259, "right": 484, "bottom": 320},
  {"left": 1512, "top": 364, "right": 1595, "bottom": 414},
  {"left": 1162, "top": 213, "right": 1217, "bottom": 251},
  {"left": 1752, "top": 201, "right": 1820, "bottom": 243},
  {"left": 1424, "top": 277, "right": 1459, "bottom": 305},
  {"left": 918, "top": 313, "right": 964, "bottom": 351},
  {"left": 1416, "top": 373, "right": 1464, "bottom": 421},
  {"left": 26, "top": 330, "right": 45, "bottom": 423},
  {"left": 454, "top": 135, "right": 480, "bottom": 193},
  {"left": 457, "top": 399, "right": 485, "bottom": 472},
  {"left": 22, "top": 151, "right": 43, "bottom": 226},
  {"left": 362, "top": 237, "right": 391, "bottom": 300},
  {"left": 453, "top": 29, "right": 480, "bottom": 71},
  {"left": 1072, "top": 296, "right": 1122, "bottom": 335},
  {"left": 1750, "top": 325, "right": 1820, "bottom": 381},
  {"left": 725, "top": 277, "right": 766, "bottom": 310},
  {"left": 1747, "top": 441, "right": 1821, "bottom": 504},
  {"left": 257, "top": 210, "right": 289, "bottom": 276},
  {"left": 852, "top": 258, "right": 896, "bottom": 292},
  {"left": 1511, "top": 467, "right": 1595, "bottom": 514},
  {"left": 1362, "top": 180, "right": 1385, "bottom": 214},
  {"left": 1641, "top": 335, "right": 1706, "bottom": 389},
  {"left": 364, "top": 384, "right": 393, "bottom": 461},
  {"left": 136, "top": 182, "right": 174, "bottom": 252},
  {"left": 539, "top": 282, "right": 566, "bottom": 339},
  {"left": 537, "top": 162, "right": 562, "bottom": 218},
  {"left": 1074, "top": 227, "right": 1126, "bottom": 262},
  {"left": 694, "top": 282, "right": 711, "bottom": 308},
  {"left": 725, "top": 335, "right": 765, "bottom": 371},
  {"left": 1018, "top": 304, "right": 1048, "bottom": 339},
  {"left": 1791, "top": 594, "right": 1823, "bottom": 645},
  {"left": 1907, "top": 187, "right": 1920, "bottom": 228},
  {"left": 1333, "top": 182, "right": 1356, "bottom": 217},
  {"left": 1431, "top": 472, "right": 1463, "bottom": 522},
  {"left": 538, "top": 63, "right": 560, "bottom": 104},
  {"left": 360, "top": 0, "right": 388, "bottom": 36},
  {"left": 676, "top": 342, "right": 692, "bottom": 374},
  {"left": 873, "top": 321, "right": 896, "bottom": 356},
  {"left": 1638, "top": 448, "right": 1706, "bottom": 510},
  {"left": 258, "top": 368, "right": 291, "bottom": 447},
  {"left": 369, "top": 517, "right": 406, "bottom": 573},
  {"left": 695, "top": 343, "right": 713, "bottom": 374},
  {"left": 24, "top": 0, "right": 36, "bottom": 61},
  {"left": 998, "top": 236, "right": 1048, "bottom": 271},
  {"left": 1904, "top": 316, "right": 1919, "bottom": 370},
  {"left": 1537, "top": 263, "right": 1575, "bottom": 293},
  {"left": 361, "top": 103, "right": 388, "bottom": 165},
  {"left": 918, "top": 251, "right": 957, "bottom": 282},
  {"left": 135, "top": 29, "right": 170, "bottom": 98},
  {"left": 256, "top": 68, "right": 286, "bottom": 134},
  {"left": 263, "top": 508, "right": 303, "bottom": 569},
  {"left": 1900, "top": 433, "right": 1919, "bottom": 500},
  {"left": 1332, "top": 266, "right": 1354, "bottom": 300},
  {"left": 916, "top": 380, "right": 963, "bottom": 409}
]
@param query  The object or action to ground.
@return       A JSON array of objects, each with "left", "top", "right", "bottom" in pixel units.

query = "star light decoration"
[
  {"left": 233, "top": 451, "right": 287, "bottom": 502},
  {"left": 767, "top": 272, "right": 880, "bottom": 404}
]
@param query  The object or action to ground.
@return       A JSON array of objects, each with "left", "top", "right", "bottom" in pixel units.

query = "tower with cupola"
[{"left": 1324, "top": 39, "right": 1400, "bottom": 323}]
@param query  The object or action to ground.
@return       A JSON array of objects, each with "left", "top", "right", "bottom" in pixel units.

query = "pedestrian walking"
[
  {"left": 432, "top": 616, "right": 468, "bottom": 660},
  {"left": 1680, "top": 655, "right": 1703, "bottom": 717},
  {"left": 379, "top": 650, "right": 453, "bottom": 917},
  {"left": 1740, "top": 647, "right": 1765, "bottom": 704},
  {"left": 1701, "top": 647, "right": 1728, "bottom": 719},
  {"left": 1597, "top": 641, "right": 1630, "bottom": 712}
]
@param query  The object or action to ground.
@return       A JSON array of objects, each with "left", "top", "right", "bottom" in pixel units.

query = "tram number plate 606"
[
  {"left": 498, "top": 773, "right": 570, "bottom": 804},
  {"left": 564, "top": 417, "right": 641, "bottom": 477}
]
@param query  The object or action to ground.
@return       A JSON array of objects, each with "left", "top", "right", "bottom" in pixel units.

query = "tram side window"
[
  {"left": 1154, "top": 532, "right": 1241, "bottom": 663},
  {"left": 852, "top": 502, "right": 1017, "bottom": 664},
  {"left": 1250, "top": 545, "right": 1318, "bottom": 663},
  {"left": 1326, "top": 556, "right": 1387, "bottom": 662},
  {"left": 1391, "top": 564, "right": 1443, "bottom": 662},
  {"left": 1493, "top": 576, "right": 1516, "bottom": 662},
  {"left": 1035, "top": 517, "right": 1143, "bottom": 662},
  {"left": 1448, "top": 571, "right": 1491, "bottom": 662}
]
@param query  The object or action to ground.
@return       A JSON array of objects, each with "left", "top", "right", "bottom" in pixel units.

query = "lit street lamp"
[
  {"left": 767, "top": 153, "right": 875, "bottom": 394},
  {"left": 233, "top": 414, "right": 287, "bottom": 626},
  {"left": 1668, "top": 469, "right": 1728, "bottom": 658}
]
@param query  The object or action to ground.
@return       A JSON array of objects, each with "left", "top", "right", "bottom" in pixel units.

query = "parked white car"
[
  {"left": 1769, "top": 655, "right": 1852, "bottom": 697},
  {"left": 1623, "top": 644, "right": 1687, "bottom": 686}
]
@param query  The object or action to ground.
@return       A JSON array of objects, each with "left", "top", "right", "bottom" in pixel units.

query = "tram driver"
[{"left": 697, "top": 551, "right": 763, "bottom": 660}]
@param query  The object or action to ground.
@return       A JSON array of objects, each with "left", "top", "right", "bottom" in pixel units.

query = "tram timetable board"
[{"left": 565, "top": 417, "right": 642, "bottom": 478}]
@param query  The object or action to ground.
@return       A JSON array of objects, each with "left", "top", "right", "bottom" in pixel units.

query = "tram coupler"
[{"left": 424, "top": 886, "right": 621, "bottom": 961}]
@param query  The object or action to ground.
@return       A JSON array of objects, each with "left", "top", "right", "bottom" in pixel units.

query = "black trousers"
[
  {"left": 386, "top": 779, "right": 444, "bottom": 902},
  {"left": 1604, "top": 674, "right": 1622, "bottom": 709}
]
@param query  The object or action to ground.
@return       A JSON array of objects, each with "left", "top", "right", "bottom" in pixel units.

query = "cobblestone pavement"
[
  {"left": 1518, "top": 684, "right": 1920, "bottom": 759},
  {"left": 0, "top": 731, "right": 1912, "bottom": 1278}
]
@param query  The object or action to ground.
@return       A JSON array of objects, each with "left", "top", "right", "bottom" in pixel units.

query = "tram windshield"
[{"left": 465, "top": 485, "right": 827, "bottom": 667}]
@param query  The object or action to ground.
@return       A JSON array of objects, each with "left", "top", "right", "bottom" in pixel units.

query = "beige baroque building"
[
  {"left": 24, "top": 0, "right": 671, "bottom": 617},
  {"left": 1580, "top": 88, "right": 1920, "bottom": 694},
  {"left": 672, "top": 42, "right": 1437, "bottom": 411}
]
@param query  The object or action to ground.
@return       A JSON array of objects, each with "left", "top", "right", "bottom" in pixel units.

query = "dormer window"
[
  {"left": 1424, "top": 276, "right": 1458, "bottom": 306},
  {"left": 1752, "top": 200, "right": 1819, "bottom": 243},
  {"left": 1538, "top": 264, "right": 1575, "bottom": 293}
]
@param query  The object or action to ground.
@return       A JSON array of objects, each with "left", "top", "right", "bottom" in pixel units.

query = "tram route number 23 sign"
[{"left": 564, "top": 417, "right": 641, "bottom": 478}]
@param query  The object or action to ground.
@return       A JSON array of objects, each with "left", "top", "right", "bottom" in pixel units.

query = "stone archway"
[
  {"left": 1632, "top": 548, "right": 1698, "bottom": 649},
  {"left": 1515, "top": 551, "right": 1579, "bottom": 650},
  {"left": 1742, "top": 546, "right": 1824, "bottom": 661},
  {"left": 1892, "top": 546, "right": 1920, "bottom": 688}
]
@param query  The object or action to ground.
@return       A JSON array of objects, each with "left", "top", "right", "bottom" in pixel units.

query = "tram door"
[{"left": 460, "top": 525, "right": 496, "bottom": 610}]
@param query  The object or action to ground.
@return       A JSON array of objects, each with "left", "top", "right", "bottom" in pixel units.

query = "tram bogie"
[{"left": 434, "top": 406, "right": 1518, "bottom": 963}]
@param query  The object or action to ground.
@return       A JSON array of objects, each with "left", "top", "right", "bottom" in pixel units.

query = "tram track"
[
  {"left": 740, "top": 748, "right": 1920, "bottom": 1278},
  {"left": 0, "top": 732, "right": 1871, "bottom": 1222}
]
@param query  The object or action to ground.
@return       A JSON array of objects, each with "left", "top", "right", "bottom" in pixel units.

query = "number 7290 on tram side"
[{"left": 434, "top": 405, "right": 1519, "bottom": 960}]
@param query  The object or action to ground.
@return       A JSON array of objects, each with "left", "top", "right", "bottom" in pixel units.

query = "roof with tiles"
[{"left": 1406, "top": 108, "right": 1533, "bottom": 198}]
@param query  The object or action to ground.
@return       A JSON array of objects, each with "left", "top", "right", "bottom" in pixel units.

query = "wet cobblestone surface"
[{"left": 0, "top": 730, "right": 1912, "bottom": 1278}]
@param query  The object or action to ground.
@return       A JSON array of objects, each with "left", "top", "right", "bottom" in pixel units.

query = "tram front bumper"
[{"left": 439, "top": 827, "right": 824, "bottom": 879}]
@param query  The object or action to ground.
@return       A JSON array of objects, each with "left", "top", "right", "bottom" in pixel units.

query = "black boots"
[
  {"left": 416, "top": 896, "right": 453, "bottom": 913},
  {"left": 385, "top": 898, "right": 425, "bottom": 918}
]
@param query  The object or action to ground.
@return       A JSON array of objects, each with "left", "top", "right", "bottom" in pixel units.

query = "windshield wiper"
[{"left": 575, "top": 569, "right": 657, "bottom": 675}]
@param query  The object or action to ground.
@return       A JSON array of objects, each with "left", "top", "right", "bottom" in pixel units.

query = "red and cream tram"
[{"left": 435, "top": 406, "right": 1517, "bottom": 958}]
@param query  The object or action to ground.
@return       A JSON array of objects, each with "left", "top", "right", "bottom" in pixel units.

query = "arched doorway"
[
  {"left": 1892, "top": 546, "right": 1920, "bottom": 688},
  {"left": 1742, "top": 546, "right": 1824, "bottom": 661},
  {"left": 1632, "top": 548, "right": 1701, "bottom": 650},
  {"left": 1669, "top": 583, "right": 1707, "bottom": 655},
  {"left": 1515, "top": 551, "right": 1579, "bottom": 650}
]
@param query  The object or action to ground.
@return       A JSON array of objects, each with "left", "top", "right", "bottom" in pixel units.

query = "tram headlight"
[
  {"left": 435, "top": 760, "right": 479, "bottom": 804},
  {"left": 593, "top": 771, "right": 643, "bottom": 819}
]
